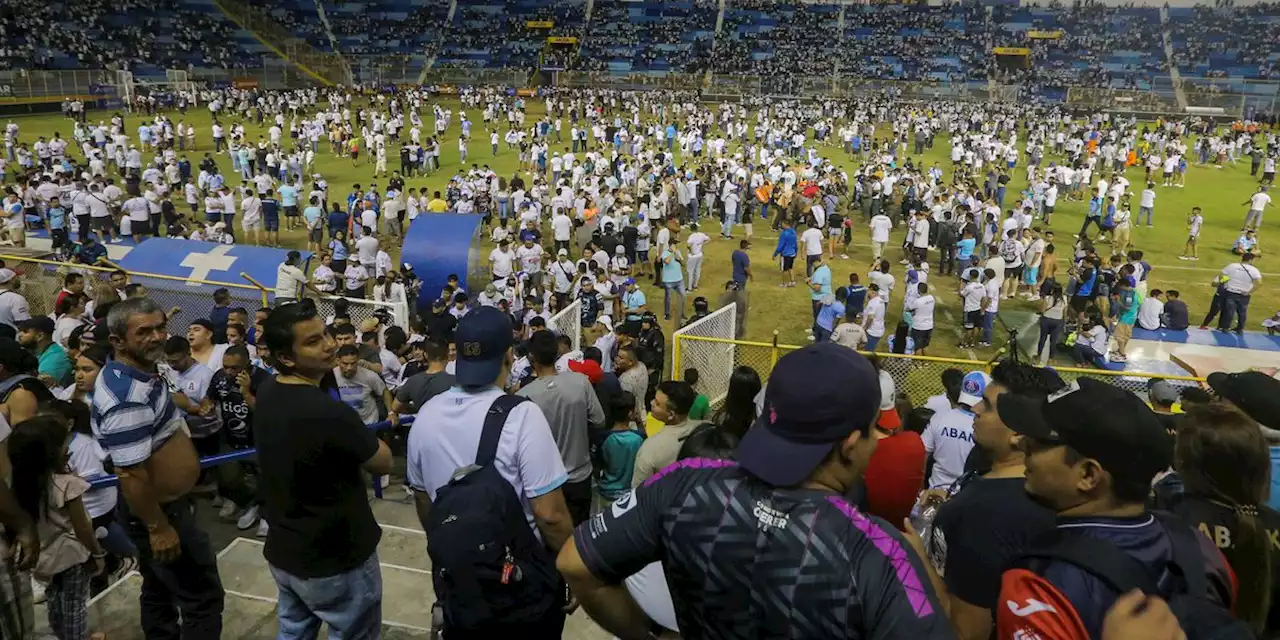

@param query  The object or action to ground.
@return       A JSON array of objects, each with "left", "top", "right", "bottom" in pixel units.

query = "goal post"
[
  {"left": 672, "top": 303, "right": 737, "bottom": 407},
  {"left": 114, "top": 69, "right": 136, "bottom": 110},
  {"left": 549, "top": 298, "right": 582, "bottom": 352}
]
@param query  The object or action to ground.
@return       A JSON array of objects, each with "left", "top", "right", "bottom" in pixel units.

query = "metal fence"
[
  {"left": 549, "top": 298, "right": 582, "bottom": 352},
  {"left": 672, "top": 334, "right": 1206, "bottom": 410},
  {"left": 1066, "top": 86, "right": 1186, "bottom": 117},
  {"left": 4, "top": 255, "right": 269, "bottom": 336},
  {"left": 420, "top": 68, "right": 527, "bottom": 88},
  {"left": 0, "top": 70, "right": 119, "bottom": 105},
  {"left": 212, "top": 0, "right": 351, "bottom": 86},
  {"left": 552, "top": 71, "right": 706, "bottom": 92},
  {"left": 671, "top": 304, "right": 737, "bottom": 406}
]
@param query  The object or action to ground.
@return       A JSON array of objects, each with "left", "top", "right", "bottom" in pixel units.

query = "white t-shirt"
[
  {"left": 355, "top": 236, "right": 379, "bottom": 265},
  {"left": 984, "top": 279, "right": 1001, "bottom": 313},
  {"left": 1250, "top": 192, "right": 1272, "bottom": 211},
  {"left": 516, "top": 244, "right": 544, "bottom": 273},
  {"left": 275, "top": 263, "right": 307, "bottom": 299},
  {"left": 123, "top": 196, "right": 150, "bottom": 222},
  {"left": 922, "top": 407, "right": 976, "bottom": 489},
  {"left": 863, "top": 296, "right": 886, "bottom": 337},
  {"left": 908, "top": 294, "right": 935, "bottom": 330},
  {"left": 800, "top": 228, "right": 824, "bottom": 256},
  {"left": 489, "top": 248, "right": 515, "bottom": 278},
  {"left": 1137, "top": 297, "right": 1164, "bottom": 331},
  {"left": 406, "top": 386, "right": 569, "bottom": 535},
  {"left": 551, "top": 213, "right": 572, "bottom": 241},
  {"left": 869, "top": 215, "right": 892, "bottom": 243},
  {"left": 961, "top": 281, "right": 985, "bottom": 312},
  {"left": 686, "top": 231, "right": 710, "bottom": 257}
]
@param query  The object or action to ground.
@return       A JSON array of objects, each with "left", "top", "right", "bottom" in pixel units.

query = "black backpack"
[
  {"left": 1011, "top": 512, "right": 1253, "bottom": 640},
  {"left": 425, "top": 395, "right": 561, "bottom": 632}
]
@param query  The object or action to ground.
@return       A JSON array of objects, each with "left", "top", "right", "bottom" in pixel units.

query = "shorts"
[
  {"left": 1265, "top": 172, "right": 1275, "bottom": 182},
  {"left": 91, "top": 217, "right": 113, "bottom": 232},
  {"left": 1008, "top": 265, "right": 1024, "bottom": 279},
  {"left": 1023, "top": 266, "right": 1039, "bottom": 285},
  {"left": 265, "top": 216, "right": 280, "bottom": 232},
  {"left": 130, "top": 219, "right": 151, "bottom": 236},
  {"left": 828, "top": 228, "right": 841, "bottom": 237},
  {"left": 1044, "top": 204, "right": 1055, "bottom": 214},
  {"left": 51, "top": 227, "right": 69, "bottom": 248},
  {"left": 1186, "top": 234, "right": 1198, "bottom": 246},
  {"left": 637, "top": 250, "right": 649, "bottom": 262},
  {"left": 911, "top": 328, "right": 933, "bottom": 348},
  {"left": 309, "top": 227, "right": 322, "bottom": 243},
  {"left": 242, "top": 216, "right": 263, "bottom": 231},
  {"left": 781, "top": 255, "right": 795, "bottom": 271},
  {"left": 205, "top": 210, "right": 222, "bottom": 223},
  {"left": 963, "top": 310, "right": 981, "bottom": 329},
  {"left": 284, "top": 205, "right": 300, "bottom": 218},
  {"left": 1070, "top": 295, "right": 1090, "bottom": 313},
  {"left": 1163, "top": 171, "right": 1172, "bottom": 179}
]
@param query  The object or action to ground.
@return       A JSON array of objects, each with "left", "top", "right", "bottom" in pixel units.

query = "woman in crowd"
[
  {"left": 1035, "top": 281, "right": 1067, "bottom": 365},
  {"left": 1152, "top": 402, "right": 1279, "bottom": 636},
  {"left": 710, "top": 366, "right": 761, "bottom": 440}
]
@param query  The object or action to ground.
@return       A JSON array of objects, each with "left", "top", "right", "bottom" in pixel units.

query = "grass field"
[{"left": 5, "top": 99, "right": 1276, "bottom": 363}]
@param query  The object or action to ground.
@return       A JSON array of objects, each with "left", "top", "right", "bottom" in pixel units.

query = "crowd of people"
[{"left": 0, "top": 72, "right": 1279, "bottom": 639}]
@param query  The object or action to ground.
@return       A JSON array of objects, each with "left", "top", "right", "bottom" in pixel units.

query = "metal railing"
[
  {"left": 673, "top": 334, "right": 1206, "bottom": 409},
  {"left": 2, "top": 255, "right": 269, "bottom": 333},
  {"left": 212, "top": 0, "right": 351, "bottom": 86}
]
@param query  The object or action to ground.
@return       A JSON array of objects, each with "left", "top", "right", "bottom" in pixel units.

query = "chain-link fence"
[
  {"left": 313, "top": 296, "right": 409, "bottom": 330},
  {"left": 672, "top": 334, "right": 1206, "bottom": 410},
  {"left": 4, "top": 255, "right": 268, "bottom": 335},
  {"left": 671, "top": 304, "right": 737, "bottom": 406},
  {"left": 549, "top": 298, "right": 582, "bottom": 352}
]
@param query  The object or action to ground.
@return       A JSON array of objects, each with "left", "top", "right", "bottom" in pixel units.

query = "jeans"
[
  {"left": 814, "top": 325, "right": 832, "bottom": 342},
  {"left": 1219, "top": 292, "right": 1250, "bottom": 333},
  {"left": 686, "top": 254, "right": 704, "bottom": 290},
  {"left": 938, "top": 245, "right": 955, "bottom": 275},
  {"left": 720, "top": 207, "right": 737, "bottom": 238},
  {"left": 1036, "top": 317, "right": 1063, "bottom": 360},
  {"left": 1074, "top": 342, "right": 1102, "bottom": 366},
  {"left": 1139, "top": 206, "right": 1154, "bottom": 225},
  {"left": 269, "top": 552, "right": 382, "bottom": 640},
  {"left": 982, "top": 311, "right": 996, "bottom": 344},
  {"left": 1202, "top": 287, "right": 1225, "bottom": 326},
  {"left": 866, "top": 334, "right": 882, "bottom": 351},
  {"left": 662, "top": 280, "right": 686, "bottom": 321},
  {"left": 122, "top": 495, "right": 225, "bottom": 640}
]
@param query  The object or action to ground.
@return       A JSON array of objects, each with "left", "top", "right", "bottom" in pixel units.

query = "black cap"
[
  {"left": 454, "top": 306, "right": 514, "bottom": 387},
  {"left": 17, "top": 316, "right": 54, "bottom": 336},
  {"left": 1207, "top": 371, "right": 1280, "bottom": 430},
  {"left": 998, "top": 378, "right": 1172, "bottom": 484},
  {"left": 736, "top": 343, "right": 880, "bottom": 487}
]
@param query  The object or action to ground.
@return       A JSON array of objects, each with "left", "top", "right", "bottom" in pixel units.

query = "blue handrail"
[{"left": 87, "top": 416, "right": 414, "bottom": 495}]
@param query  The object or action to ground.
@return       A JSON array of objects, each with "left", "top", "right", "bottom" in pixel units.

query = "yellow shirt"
[{"left": 427, "top": 198, "right": 448, "bottom": 213}]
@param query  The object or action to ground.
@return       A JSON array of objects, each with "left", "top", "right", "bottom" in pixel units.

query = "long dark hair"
[
  {"left": 711, "top": 366, "right": 762, "bottom": 440},
  {"left": 1175, "top": 402, "right": 1273, "bottom": 634},
  {"left": 8, "top": 415, "right": 72, "bottom": 525}
]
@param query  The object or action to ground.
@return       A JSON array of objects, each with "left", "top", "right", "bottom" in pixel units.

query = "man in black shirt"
[
  {"left": 556, "top": 344, "right": 951, "bottom": 639},
  {"left": 390, "top": 339, "right": 455, "bottom": 414},
  {"left": 917, "top": 360, "right": 1062, "bottom": 639},
  {"left": 255, "top": 301, "right": 394, "bottom": 636}
]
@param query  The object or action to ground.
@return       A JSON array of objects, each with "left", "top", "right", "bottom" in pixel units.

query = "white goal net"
[
  {"left": 550, "top": 298, "right": 582, "bottom": 352},
  {"left": 673, "top": 303, "right": 737, "bottom": 406}
]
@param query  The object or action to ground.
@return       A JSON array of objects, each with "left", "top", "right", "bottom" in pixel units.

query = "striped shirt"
[{"left": 91, "top": 358, "right": 185, "bottom": 468}]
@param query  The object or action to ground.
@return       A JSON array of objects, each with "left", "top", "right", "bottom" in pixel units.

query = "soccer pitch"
[{"left": 6, "top": 98, "right": 1274, "bottom": 363}]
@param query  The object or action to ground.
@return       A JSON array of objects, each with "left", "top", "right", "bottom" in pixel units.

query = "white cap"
[
  {"left": 958, "top": 371, "right": 992, "bottom": 408},
  {"left": 0, "top": 268, "right": 17, "bottom": 284},
  {"left": 597, "top": 315, "right": 613, "bottom": 332}
]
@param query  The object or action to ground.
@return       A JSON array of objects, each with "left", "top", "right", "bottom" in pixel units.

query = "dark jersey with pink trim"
[{"left": 573, "top": 459, "right": 954, "bottom": 639}]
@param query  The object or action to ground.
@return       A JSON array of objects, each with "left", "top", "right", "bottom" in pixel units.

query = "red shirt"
[{"left": 863, "top": 430, "right": 926, "bottom": 530}]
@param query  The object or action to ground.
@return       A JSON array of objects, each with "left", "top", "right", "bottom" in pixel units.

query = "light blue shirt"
[
  {"left": 810, "top": 264, "right": 832, "bottom": 301},
  {"left": 279, "top": 184, "right": 298, "bottom": 207},
  {"left": 661, "top": 250, "right": 683, "bottom": 284}
]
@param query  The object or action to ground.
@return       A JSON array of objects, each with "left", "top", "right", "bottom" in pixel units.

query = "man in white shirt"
[
  {"left": 868, "top": 212, "right": 892, "bottom": 260},
  {"left": 800, "top": 221, "right": 825, "bottom": 277},
  {"left": 1244, "top": 186, "right": 1271, "bottom": 231},
  {"left": 355, "top": 229, "right": 379, "bottom": 275},
  {"left": 489, "top": 238, "right": 516, "bottom": 281},
  {"left": 906, "top": 283, "right": 935, "bottom": 356},
  {"left": 1136, "top": 288, "right": 1166, "bottom": 331},
  {"left": 122, "top": 194, "right": 151, "bottom": 241},
  {"left": 551, "top": 210, "right": 572, "bottom": 255},
  {"left": 685, "top": 224, "right": 710, "bottom": 291},
  {"left": 922, "top": 371, "right": 987, "bottom": 489},
  {"left": 861, "top": 284, "right": 886, "bottom": 351},
  {"left": 516, "top": 238, "right": 545, "bottom": 291},
  {"left": 1218, "top": 252, "right": 1262, "bottom": 334}
]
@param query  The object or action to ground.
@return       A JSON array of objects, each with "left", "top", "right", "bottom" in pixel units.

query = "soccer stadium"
[{"left": 0, "top": 0, "right": 1279, "bottom": 638}]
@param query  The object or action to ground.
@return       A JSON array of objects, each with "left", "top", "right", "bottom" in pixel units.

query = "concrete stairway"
[{"left": 83, "top": 483, "right": 610, "bottom": 639}]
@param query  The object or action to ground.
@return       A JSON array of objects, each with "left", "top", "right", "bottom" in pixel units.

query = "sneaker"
[
  {"left": 1198, "top": 325, "right": 1209, "bottom": 330},
  {"left": 256, "top": 518, "right": 269, "bottom": 538},
  {"left": 237, "top": 505, "right": 260, "bottom": 530},
  {"left": 1191, "top": 256, "right": 1199, "bottom": 261},
  {"left": 978, "top": 342, "right": 991, "bottom": 348},
  {"left": 1178, "top": 256, "right": 1189, "bottom": 260},
  {"left": 840, "top": 254, "right": 849, "bottom": 260},
  {"left": 1028, "top": 295, "right": 1041, "bottom": 301},
  {"left": 218, "top": 499, "right": 238, "bottom": 520}
]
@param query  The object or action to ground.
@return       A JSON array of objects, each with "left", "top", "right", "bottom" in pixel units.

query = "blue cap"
[
  {"left": 958, "top": 371, "right": 991, "bottom": 408},
  {"left": 737, "top": 344, "right": 880, "bottom": 487},
  {"left": 454, "top": 306, "right": 514, "bottom": 387}
]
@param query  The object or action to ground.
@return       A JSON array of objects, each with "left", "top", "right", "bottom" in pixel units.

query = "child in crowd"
[
  {"left": 9, "top": 414, "right": 108, "bottom": 640},
  {"left": 597, "top": 392, "right": 646, "bottom": 507}
]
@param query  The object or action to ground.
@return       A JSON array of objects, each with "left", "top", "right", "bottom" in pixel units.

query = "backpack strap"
[
  {"left": 1017, "top": 528, "right": 1160, "bottom": 595},
  {"left": 1152, "top": 511, "right": 1209, "bottom": 599},
  {"left": 476, "top": 394, "right": 529, "bottom": 468}
]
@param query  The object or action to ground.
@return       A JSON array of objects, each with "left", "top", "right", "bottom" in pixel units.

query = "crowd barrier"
[
  {"left": 673, "top": 334, "right": 1207, "bottom": 409},
  {"left": 4, "top": 255, "right": 270, "bottom": 334},
  {"left": 89, "top": 417, "right": 409, "bottom": 500}
]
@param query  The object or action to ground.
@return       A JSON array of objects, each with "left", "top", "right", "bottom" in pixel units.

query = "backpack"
[
  {"left": 937, "top": 221, "right": 958, "bottom": 248},
  {"left": 425, "top": 395, "right": 561, "bottom": 632},
  {"left": 1011, "top": 512, "right": 1253, "bottom": 640}
]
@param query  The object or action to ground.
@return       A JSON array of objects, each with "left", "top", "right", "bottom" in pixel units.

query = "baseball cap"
[
  {"left": 624, "top": 277, "right": 636, "bottom": 286},
  {"left": 17, "top": 316, "right": 54, "bottom": 336},
  {"left": 597, "top": 315, "right": 613, "bottom": 332},
  {"left": 998, "top": 378, "right": 1172, "bottom": 484},
  {"left": 737, "top": 343, "right": 880, "bottom": 487},
  {"left": 454, "top": 306, "right": 514, "bottom": 387},
  {"left": 0, "top": 268, "right": 18, "bottom": 284},
  {"left": 189, "top": 318, "right": 215, "bottom": 332},
  {"left": 557, "top": 248, "right": 568, "bottom": 256},
  {"left": 1207, "top": 371, "right": 1280, "bottom": 429},
  {"left": 957, "top": 371, "right": 991, "bottom": 408},
  {"left": 1146, "top": 379, "right": 1181, "bottom": 407}
]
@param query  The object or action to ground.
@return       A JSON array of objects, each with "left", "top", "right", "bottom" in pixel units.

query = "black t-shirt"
[
  {"left": 394, "top": 370, "right": 456, "bottom": 412},
  {"left": 929, "top": 476, "right": 1056, "bottom": 611},
  {"left": 1152, "top": 478, "right": 1280, "bottom": 633},
  {"left": 574, "top": 461, "right": 952, "bottom": 638},
  {"left": 207, "top": 366, "right": 270, "bottom": 449},
  {"left": 254, "top": 378, "right": 382, "bottom": 578}
]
